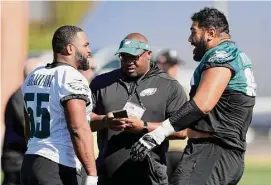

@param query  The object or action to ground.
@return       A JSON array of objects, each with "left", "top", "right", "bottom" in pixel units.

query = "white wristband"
[
  {"left": 149, "top": 119, "right": 175, "bottom": 145},
  {"left": 85, "top": 176, "right": 98, "bottom": 185}
]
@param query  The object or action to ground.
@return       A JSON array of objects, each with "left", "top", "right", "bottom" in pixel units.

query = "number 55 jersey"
[{"left": 21, "top": 62, "right": 92, "bottom": 169}]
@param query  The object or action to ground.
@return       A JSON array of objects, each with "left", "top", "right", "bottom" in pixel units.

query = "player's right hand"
[
  {"left": 84, "top": 176, "right": 98, "bottom": 185},
  {"left": 130, "top": 133, "right": 158, "bottom": 162}
]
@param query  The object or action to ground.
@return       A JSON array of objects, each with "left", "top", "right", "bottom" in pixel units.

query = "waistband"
[{"left": 187, "top": 137, "right": 244, "bottom": 153}]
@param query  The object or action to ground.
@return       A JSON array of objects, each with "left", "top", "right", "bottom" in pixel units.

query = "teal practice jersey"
[
  {"left": 191, "top": 41, "right": 257, "bottom": 97},
  {"left": 189, "top": 41, "right": 256, "bottom": 152}
]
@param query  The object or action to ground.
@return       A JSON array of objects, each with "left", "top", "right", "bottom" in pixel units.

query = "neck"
[
  {"left": 55, "top": 55, "right": 77, "bottom": 69},
  {"left": 207, "top": 35, "right": 231, "bottom": 50},
  {"left": 217, "top": 36, "right": 231, "bottom": 45}
]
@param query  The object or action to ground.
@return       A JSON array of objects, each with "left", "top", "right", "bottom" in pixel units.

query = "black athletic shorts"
[
  {"left": 20, "top": 154, "right": 82, "bottom": 185},
  {"left": 166, "top": 151, "right": 183, "bottom": 181},
  {"left": 169, "top": 138, "right": 245, "bottom": 185},
  {"left": 92, "top": 154, "right": 168, "bottom": 185}
]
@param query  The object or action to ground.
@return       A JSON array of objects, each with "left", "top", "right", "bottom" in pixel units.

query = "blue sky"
[{"left": 80, "top": 1, "right": 271, "bottom": 97}]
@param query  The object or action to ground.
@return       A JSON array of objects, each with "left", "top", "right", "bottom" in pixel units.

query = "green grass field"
[{"left": 239, "top": 160, "right": 271, "bottom": 185}]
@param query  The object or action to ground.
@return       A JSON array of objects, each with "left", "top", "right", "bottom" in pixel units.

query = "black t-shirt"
[
  {"left": 90, "top": 65, "right": 187, "bottom": 177},
  {"left": 190, "top": 88, "right": 255, "bottom": 152}
]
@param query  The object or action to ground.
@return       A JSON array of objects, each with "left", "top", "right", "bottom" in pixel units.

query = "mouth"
[
  {"left": 193, "top": 46, "right": 197, "bottom": 55},
  {"left": 126, "top": 66, "right": 136, "bottom": 73},
  {"left": 127, "top": 68, "right": 135, "bottom": 73},
  {"left": 190, "top": 43, "right": 196, "bottom": 54}
]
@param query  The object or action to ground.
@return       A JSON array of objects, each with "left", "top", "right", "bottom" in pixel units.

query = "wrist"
[
  {"left": 102, "top": 115, "right": 108, "bottom": 126},
  {"left": 141, "top": 121, "right": 148, "bottom": 134},
  {"left": 85, "top": 176, "right": 98, "bottom": 183},
  {"left": 149, "top": 119, "right": 175, "bottom": 145}
]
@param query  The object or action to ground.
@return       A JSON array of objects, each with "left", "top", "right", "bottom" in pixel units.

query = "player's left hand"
[{"left": 130, "top": 133, "right": 158, "bottom": 162}]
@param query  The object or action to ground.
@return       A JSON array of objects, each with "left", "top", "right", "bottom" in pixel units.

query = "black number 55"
[{"left": 24, "top": 93, "right": 50, "bottom": 139}]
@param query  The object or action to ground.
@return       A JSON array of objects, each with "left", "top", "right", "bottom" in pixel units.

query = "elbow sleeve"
[{"left": 169, "top": 99, "right": 205, "bottom": 131}]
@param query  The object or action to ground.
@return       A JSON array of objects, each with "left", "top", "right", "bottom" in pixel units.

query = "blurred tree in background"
[{"left": 28, "top": 1, "right": 94, "bottom": 52}]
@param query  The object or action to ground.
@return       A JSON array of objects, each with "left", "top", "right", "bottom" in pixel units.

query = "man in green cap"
[{"left": 89, "top": 33, "right": 187, "bottom": 185}]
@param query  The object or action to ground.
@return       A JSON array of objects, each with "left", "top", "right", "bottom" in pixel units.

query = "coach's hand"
[
  {"left": 84, "top": 176, "right": 98, "bottom": 185},
  {"left": 121, "top": 117, "right": 144, "bottom": 133},
  {"left": 106, "top": 112, "right": 128, "bottom": 131}
]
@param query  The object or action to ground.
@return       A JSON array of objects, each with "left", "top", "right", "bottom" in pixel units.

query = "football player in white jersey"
[{"left": 21, "top": 25, "right": 97, "bottom": 185}]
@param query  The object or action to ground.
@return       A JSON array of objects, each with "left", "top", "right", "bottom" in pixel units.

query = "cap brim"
[{"left": 115, "top": 48, "right": 145, "bottom": 56}]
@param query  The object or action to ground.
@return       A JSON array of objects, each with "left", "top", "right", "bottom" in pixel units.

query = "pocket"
[{"left": 147, "top": 155, "right": 168, "bottom": 185}]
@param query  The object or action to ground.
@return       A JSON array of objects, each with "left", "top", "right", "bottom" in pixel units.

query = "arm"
[
  {"left": 90, "top": 112, "right": 127, "bottom": 132},
  {"left": 130, "top": 67, "right": 232, "bottom": 162},
  {"left": 168, "top": 129, "right": 187, "bottom": 140},
  {"left": 64, "top": 99, "right": 97, "bottom": 177},
  {"left": 193, "top": 67, "right": 232, "bottom": 113},
  {"left": 89, "top": 112, "right": 107, "bottom": 132},
  {"left": 123, "top": 119, "right": 186, "bottom": 139},
  {"left": 166, "top": 67, "right": 232, "bottom": 131}
]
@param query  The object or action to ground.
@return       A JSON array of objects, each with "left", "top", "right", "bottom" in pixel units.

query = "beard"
[
  {"left": 75, "top": 50, "right": 89, "bottom": 71},
  {"left": 192, "top": 37, "right": 208, "bottom": 62}
]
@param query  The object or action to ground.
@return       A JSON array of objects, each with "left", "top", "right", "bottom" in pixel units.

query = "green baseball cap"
[{"left": 115, "top": 39, "right": 151, "bottom": 56}]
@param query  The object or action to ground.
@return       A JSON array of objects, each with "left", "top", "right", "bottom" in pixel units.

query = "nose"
[
  {"left": 188, "top": 35, "right": 192, "bottom": 43},
  {"left": 87, "top": 47, "right": 91, "bottom": 54}
]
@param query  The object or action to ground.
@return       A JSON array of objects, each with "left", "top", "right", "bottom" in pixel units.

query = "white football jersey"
[{"left": 21, "top": 63, "right": 92, "bottom": 169}]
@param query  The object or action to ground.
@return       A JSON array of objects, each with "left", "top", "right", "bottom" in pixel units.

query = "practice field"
[{"left": 239, "top": 157, "right": 271, "bottom": 185}]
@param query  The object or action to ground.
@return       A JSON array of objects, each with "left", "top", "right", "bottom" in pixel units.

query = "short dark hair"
[
  {"left": 52, "top": 25, "right": 83, "bottom": 54},
  {"left": 191, "top": 7, "right": 229, "bottom": 34}
]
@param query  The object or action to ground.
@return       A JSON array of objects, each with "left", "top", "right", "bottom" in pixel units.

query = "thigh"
[
  {"left": 204, "top": 150, "right": 244, "bottom": 185},
  {"left": 21, "top": 154, "right": 80, "bottom": 185},
  {"left": 170, "top": 141, "right": 226, "bottom": 185},
  {"left": 170, "top": 142, "right": 244, "bottom": 185},
  {"left": 21, "top": 154, "right": 39, "bottom": 185},
  {"left": 169, "top": 146, "right": 199, "bottom": 185},
  {"left": 166, "top": 151, "right": 183, "bottom": 180}
]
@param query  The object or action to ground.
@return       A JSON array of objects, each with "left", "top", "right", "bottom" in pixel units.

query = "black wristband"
[
  {"left": 142, "top": 121, "right": 148, "bottom": 134},
  {"left": 169, "top": 99, "right": 205, "bottom": 131}
]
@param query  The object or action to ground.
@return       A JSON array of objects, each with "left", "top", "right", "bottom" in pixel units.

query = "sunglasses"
[{"left": 119, "top": 51, "right": 146, "bottom": 62}]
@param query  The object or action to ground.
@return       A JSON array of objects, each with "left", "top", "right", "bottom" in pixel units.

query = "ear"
[
  {"left": 207, "top": 28, "right": 216, "bottom": 41},
  {"left": 66, "top": 44, "right": 74, "bottom": 55},
  {"left": 147, "top": 51, "right": 152, "bottom": 60}
]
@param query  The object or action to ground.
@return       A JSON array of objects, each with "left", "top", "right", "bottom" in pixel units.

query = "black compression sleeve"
[{"left": 169, "top": 99, "right": 205, "bottom": 131}]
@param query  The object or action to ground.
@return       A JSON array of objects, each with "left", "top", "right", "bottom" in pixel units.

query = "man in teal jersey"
[{"left": 128, "top": 7, "right": 257, "bottom": 185}]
